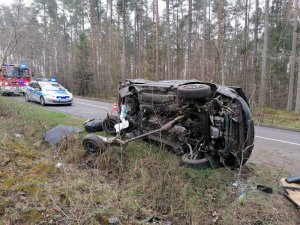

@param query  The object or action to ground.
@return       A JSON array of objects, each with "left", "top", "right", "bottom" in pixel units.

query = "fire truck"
[{"left": 0, "top": 64, "right": 31, "bottom": 95}]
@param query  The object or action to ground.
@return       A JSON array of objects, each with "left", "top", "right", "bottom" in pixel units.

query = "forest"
[{"left": 1, "top": 0, "right": 300, "bottom": 113}]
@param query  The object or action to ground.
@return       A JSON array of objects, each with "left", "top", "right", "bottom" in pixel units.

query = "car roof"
[{"left": 30, "top": 80, "right": 59, "bottom": 85}]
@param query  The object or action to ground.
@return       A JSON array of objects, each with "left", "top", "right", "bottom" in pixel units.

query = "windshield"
[
  {"left": 4, "top": 67, "right": 28, "bottom": 78},
  {"left": 42, "top": 83, "right": 66, "bottom": 91}
]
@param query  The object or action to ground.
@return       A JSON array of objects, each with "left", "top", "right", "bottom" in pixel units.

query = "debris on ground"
[
  {"left": 146, "top": 216, "right": 161, "bottom": 223},
  {"left": 108, "top": 217, "right": 120, "bottom": 224},
  {"left": 280, "top": 176, "right": 300, "bottom": 208},
  {"left": 83, "top": 118, "right": 103, "bottom": 132},
  {"left": 13, "top": 133, "right": 22, "bottom": 138},
  {"left": 285, "top": 175, "right": 300, "bottom": 183},
  {"left": 257, "top": 185, "right": 273, "bottom": 194},
  {"left": 55, "top": 162, "right": 63, "bottom": 168},
  {"left": 43, "top": 125, "right": 83, "bottom": 145}
]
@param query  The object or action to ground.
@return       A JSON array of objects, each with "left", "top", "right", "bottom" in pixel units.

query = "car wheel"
[
  {"left": 82, "top": 134, "right": 107, "bottom": 154},
  {"left": 25, "top": 93, "right": 30, "bottom": 102},
  {"left": 181, "top": 153, "right": 211, "bottom": 169},
  {"left": 40, "top": 96, "right": 46, "bottom": 106},
  {"left": 177, "top": 84, "right": 211, "bottom": 99},
  {"left": 102, "top": 115, "right": 121, "bottom": 135}
]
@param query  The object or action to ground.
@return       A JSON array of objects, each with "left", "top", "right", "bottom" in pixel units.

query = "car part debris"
[
  {"left": 108, "top": 217, "right": 120, "bottom": 224},
  {"left": 83, "top": 79, "right": 255, "bottom": 169},
  {"left": 44, "top": 125, "right": 82, "bottom": 145},
  {"left": 286, "top": 175, "right": 300, "bottom": 183},
  {"left": 83, "top": 115, "right": 185, "bottom": 154},
  {"left": 146, "top": 216, "right": 161, "bottom": 223},
  {"left": 280, "top": 178, "right": 300, "bottom": 191},
  {"left": 280, "top": 177, "right": 300, "bottom": 208},
  {"left": 257, "top": 185, "right": 273, "bottom": 194},
  {"left": 102, "top": 115, "right": 121, "bottom": 135},
  {"left": 83, "top": 118, "right": 103, "bottom": 132}
]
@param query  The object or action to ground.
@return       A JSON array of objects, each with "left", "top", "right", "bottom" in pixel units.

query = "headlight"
[{"left": 4, "top": 82, "right": 8, "bottom": 85}]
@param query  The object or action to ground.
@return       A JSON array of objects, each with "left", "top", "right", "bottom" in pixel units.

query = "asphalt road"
[{"left": 21, "top": 96, "right": 300, "bottom": 174}]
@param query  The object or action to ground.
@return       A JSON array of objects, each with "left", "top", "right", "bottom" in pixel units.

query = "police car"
[{"left": 25, "top": 79, "right": 73, "bottom": 106}]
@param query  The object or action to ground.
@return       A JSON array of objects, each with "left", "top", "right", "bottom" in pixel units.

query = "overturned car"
[{"left": 83, "top": 79, "right": 254, "bottom": 168}]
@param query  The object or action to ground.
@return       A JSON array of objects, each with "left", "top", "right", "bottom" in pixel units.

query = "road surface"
[{"left": 23, "top": 96, "right": 300, "bottom": 174}]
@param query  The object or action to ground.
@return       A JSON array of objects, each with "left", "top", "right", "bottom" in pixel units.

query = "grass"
[
  {"left": 253, "top": 107, "right": 300, "bottom": 131},
  {"left": 0, "top": 96, "right": 299, "bottom": 224}
]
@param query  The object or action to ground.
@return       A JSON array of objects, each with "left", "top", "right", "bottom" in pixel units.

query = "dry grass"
[
  {"left": 0, "top": 97, "right": 299, "bottom": 224},
  {"left": 254, "top": 107, "right": 300, "bottom": 131}
]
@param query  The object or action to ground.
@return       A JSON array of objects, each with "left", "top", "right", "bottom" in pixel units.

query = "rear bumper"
[{"left": 0, "top": 86, "right": 26, "bottom": 95}]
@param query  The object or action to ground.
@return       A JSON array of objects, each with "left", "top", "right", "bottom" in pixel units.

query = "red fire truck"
[{"left": 0, "top": 64, "right": 31, "bottom": 95}]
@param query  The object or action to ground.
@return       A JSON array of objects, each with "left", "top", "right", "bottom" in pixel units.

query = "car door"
[
  {"left": 32, "top": 83, "right": 42, "bottom": 101},
  {"left": 26, "top": 83, "right": 35, "bottom": 101}
]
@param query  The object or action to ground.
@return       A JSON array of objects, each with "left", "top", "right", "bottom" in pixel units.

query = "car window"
[
  {"left": 29, "top": 83, "right": 37, "bottom": 88},
  {"left": 4, "top": 67, "right": 28, "bottom": 78},
  {"left": 41, "top": 83, "right": 65, "bottom": 91},
  {"left": 36, "top": 84, "right": 42, "bottom": 90}
]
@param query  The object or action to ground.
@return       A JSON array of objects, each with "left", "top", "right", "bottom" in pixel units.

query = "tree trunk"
[
  {"left": 166, "top": 0, "right": 171, "bottom": 80},
  {"left": 187, "top": 0, "right": 192, "bottom": 78},
  {"left": 295, "top": 53, "right": 300, "bottom": 113},
  {"left": 89, "top": 0, "right": 100, "bottom": 90},
  {"left": 217, "top": 0, "right": 224, "bottom": 84},
  {"left": 252, "top": 0, "right": 259, "bottom": 102},
  {"left": 242, "top": 0, "right": 248, "bottom": 91},
  {"left": 201, "top": 0, "right": 207, "bottom": 81},
  {"left": 258, "top": 0, "right": 270, "bottom": 108},
  {"left": 155, "top": 0, "right": 159, "bottom": 80},
  {"left": 121, "top": 0, "right": 126, "bottom": 80},
  {"left": 134, "top": 6, "right": 137, "bottom": 78},
  {"left": 287, "top": 0, "right": 299, "bottom": 111}
]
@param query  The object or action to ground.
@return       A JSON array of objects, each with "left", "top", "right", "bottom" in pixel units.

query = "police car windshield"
[{"left": 41, "top": 83, "right": 65, "bottom": 91}]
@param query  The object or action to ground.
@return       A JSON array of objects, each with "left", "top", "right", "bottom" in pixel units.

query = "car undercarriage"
[{"left": 83, "top": 79, "right": 254, "bottom": 169}]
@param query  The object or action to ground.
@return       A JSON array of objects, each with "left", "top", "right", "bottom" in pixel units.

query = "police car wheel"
[
  {"left": 25, "top": 94, "right": 30, "bottom": 102},
  {"left": 40, "top": 96, "right": 46, "bottom": 106}
]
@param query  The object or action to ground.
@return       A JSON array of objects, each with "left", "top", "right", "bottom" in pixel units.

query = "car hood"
[{"left": 44, "top": 90, "right": 72, "bottom": 96}]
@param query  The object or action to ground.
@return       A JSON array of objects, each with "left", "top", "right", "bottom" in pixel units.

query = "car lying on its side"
[
  {"left": 25, "top": 80, "right": 73, "bottom": 106},
  {"left": 83, "top": 79, "right": 254, "bottom": 169}
]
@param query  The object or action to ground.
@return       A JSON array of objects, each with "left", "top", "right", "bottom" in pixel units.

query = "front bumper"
[
  {"left": 0, "top": 86, "right": 26, "bottom": 95},
  {"left": 44, "top": 96, "right": 73, "bottom": 104}
]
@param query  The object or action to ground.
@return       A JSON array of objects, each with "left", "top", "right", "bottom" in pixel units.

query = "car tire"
[
  {"left": 82, "top": 134, "right": 107, "bottom": 154},
  {"left": 177, "top": 84, "right": 211, "bottom": 99},
  {"left": 102, "top": 115, "right": 121, "bottom": 135},
  {"left": 181, "top": 153, "right": 211, "bottom": 169},
  {"left": 40, "top": 96, "right": 46, "bottom": 106},
  {"left": 25, "top": 93, "right": 30, "bottom": 102}
]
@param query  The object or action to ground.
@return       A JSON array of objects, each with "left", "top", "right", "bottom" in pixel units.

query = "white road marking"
[
  {"left": 256, "top": 136, "right": 300, "bottom": 146},
  {"left": 75, "top": 101, "right": 110, "bottom": 109}
]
